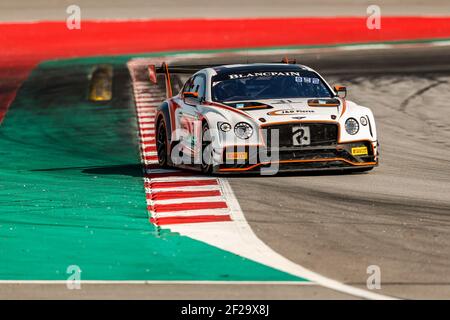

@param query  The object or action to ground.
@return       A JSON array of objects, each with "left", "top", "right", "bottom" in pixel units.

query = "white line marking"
[
  {"left": 147, "top": 186, "right": 221, "bottom": 193},
  {"left": 431, "top": 40, "right": 450, "bottom": 46},
  {"left": 148, "top": 196, "right": 225, "bottom": 205},
  {"left": 136, "top": 94, "right": 154, "bottom": 97},
  {"left": 140, "top": 124, "right": 155, "bottom": 129},
  {"left": 0, "top": 280, "right": 315, "bottom": 285},
  {"left": 143, "top": 151, "right": 157, "bottom": 157},
  {"left": 159, "top": 178, "right": 397, "bottom": 299},
  {"left": 141, "top": 143, "right": 156, "bottom": 148},
  {"left": 220, "top": 179, "right": 395, "bottom": 300},
  {"left": 144, "top": 176, "right": 217, "bottom": 182},
  {"left": 140, "top": 130, "right": 155, "bottom": 135},
  {"left": 151, "top": 208, "right": 230, "bottom": 218},
  {"left": 338, "top": 44, "right": 392, "bottom": 51},
  {"left": 136, "top": 105, "right": 157, "bottom": 109},
  {"left": 138, "top": 112, "right": 155, "bottom": 116},
  {"left": 138, "top": 98, "right": 165, "bottom": 103},
  {"left": 143, "top": 161, "right": 159, "bottom": 165},
  {"left": 134, "top": 84, "right": 153, "bottom": 88}
]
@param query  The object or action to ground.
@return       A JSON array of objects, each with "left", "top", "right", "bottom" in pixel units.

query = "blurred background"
[{"left": 1, "top": 0, "right": 450, "bottom": 20}]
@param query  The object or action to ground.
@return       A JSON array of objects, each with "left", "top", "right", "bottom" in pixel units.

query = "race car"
[{"left": 153, "top": 61, "right": 379, "bottom": 174}]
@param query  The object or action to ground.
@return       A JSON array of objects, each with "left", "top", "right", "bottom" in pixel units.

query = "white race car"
[{"left": 153, "top": 61, "right": 379, "bottom": 174}]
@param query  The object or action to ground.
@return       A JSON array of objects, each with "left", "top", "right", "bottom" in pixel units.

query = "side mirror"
[
  {"left": 182, "top": 91, "right": 200, "bottom": 105},
  {"left": 333, "top": 85, "right": 347, "bottom": 99}
]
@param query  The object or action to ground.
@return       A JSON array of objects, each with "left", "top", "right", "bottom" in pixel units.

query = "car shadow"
[
  {"left": 82, "top": 164, "right": 143, "bottom": 177},
  {"left": 32, "top": 164, "right": 368, "bottom": 179},
  {"left": 218, "top": 169, "right": 367, "bottom": 179},
  {"left": 31, "top": 164, "right": 144, "bottom": 177}
]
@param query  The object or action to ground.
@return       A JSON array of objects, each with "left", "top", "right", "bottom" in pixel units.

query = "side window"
[
  {"left": 191, "top": 75, "right": 206, "bottom": 100},
  {"left": 182, "top": 77, "right": 193, "bottom": 93}
]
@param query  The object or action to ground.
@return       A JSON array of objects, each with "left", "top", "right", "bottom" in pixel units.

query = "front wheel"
[{"left": 201, "top": 122, "right": 214, "bottom": 174}]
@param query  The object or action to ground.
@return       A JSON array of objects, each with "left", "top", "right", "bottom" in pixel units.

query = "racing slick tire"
[
  {"left": 156, "top": 120, "right": 169, "bottom": 168},
  {"left": 201, "top": 122, "right": 214, "bottom": 174}
]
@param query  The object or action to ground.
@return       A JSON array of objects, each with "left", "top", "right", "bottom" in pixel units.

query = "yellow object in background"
[{"left": 89, "top": 65, "right": 113, "bottom": 101}]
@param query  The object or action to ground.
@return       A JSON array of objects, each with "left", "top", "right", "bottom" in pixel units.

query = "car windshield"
[{"left": 211, "top": 69, "right": 333, "bottom": 102}]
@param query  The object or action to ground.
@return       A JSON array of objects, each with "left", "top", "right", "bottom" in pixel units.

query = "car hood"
[{"left": 224, "top": 98, "right": 343, "bottom": 125}]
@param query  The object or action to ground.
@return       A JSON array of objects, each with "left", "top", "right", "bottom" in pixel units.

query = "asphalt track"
[
  {"left": 223, "top": 46, "right": 450, "bottom": 299},
  {"left": 2, "top": 45, "right": 450, "bottom": 299},
  {"left": 161, "top": 45, "right": 450, "bottom": 299}
]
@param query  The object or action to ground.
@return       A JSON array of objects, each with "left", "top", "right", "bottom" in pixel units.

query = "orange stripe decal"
[
  {"left": 339, "top": 99, "right": 347, "bottom": 119},
  {"left": 219, "top": 158, "right": 377, "bottom": 172},
  {"left": 162, "top": 62, "right": 173, "bottom": 98}
]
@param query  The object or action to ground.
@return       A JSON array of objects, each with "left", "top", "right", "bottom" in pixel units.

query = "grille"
[{"left": 263, "top": 123, "right": 338, "bottom": 148}]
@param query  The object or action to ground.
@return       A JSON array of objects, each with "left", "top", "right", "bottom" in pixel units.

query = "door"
[{"left": 176, "top": 74, "right": 206, "bottom": 163}]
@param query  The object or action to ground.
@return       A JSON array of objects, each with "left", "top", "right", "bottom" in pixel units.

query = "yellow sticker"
[
  {"left": 351, "top": 146, "right": 368, "bottom": 156},
  {"left": 226, "top": 152, "right": 248, "bottom": 160}
]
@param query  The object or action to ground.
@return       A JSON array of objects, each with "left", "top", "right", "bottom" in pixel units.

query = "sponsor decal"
[
  {"left": 295, "top": 76, "right": 320, "bottom": 84},
  {"left": 226, "top": 152, "right": 248, "bottom": 160},
  {"left": 228, "top": 71, "right": 303, "bottom": 79},
  {"left": 267, "top": 109, "right": 315, "bottom": 116},
  {"left": 227, "top": 72, "right": 323, "bottom": 85}
]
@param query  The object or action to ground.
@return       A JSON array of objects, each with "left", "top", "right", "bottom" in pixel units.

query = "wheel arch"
[{"left": 156, "top": 101, "right": 172, "bottom": 143}]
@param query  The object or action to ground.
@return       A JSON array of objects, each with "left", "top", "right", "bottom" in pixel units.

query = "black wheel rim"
[
  {"left": 157, "top": 124, "right": 167, "bottom": 165},
  {"left": 202, "top": 125, "right": 213, "bottom": 172}
]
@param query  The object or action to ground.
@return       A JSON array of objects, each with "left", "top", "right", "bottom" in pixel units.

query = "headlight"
[
  {"left": 345, "top": 118, "right": 359, "bottom": 135},
  {"left": 234, "top": 122, "right": 253, "bottom": 139},
  {"left": 360, "top": 116, "right": 368, "bottom": 126},
  {"left": 218, "top": 122, "right": 232, "bottom": 132}
]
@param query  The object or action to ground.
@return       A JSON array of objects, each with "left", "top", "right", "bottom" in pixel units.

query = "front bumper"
[{"left": 216, "top": 140, "right": 379, "bottom": 173}]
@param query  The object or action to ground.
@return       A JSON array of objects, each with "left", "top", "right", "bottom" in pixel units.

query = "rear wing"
[
  {"left": 147, "top": 63, "right": 223, "bottom": 98},
  {"left": 148, "top": 58, "right": 298, "bottom": 98}
]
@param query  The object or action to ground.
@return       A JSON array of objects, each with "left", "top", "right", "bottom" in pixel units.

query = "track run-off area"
[{"left": 1, "top": 17, "right": 450, "bottom": 299}]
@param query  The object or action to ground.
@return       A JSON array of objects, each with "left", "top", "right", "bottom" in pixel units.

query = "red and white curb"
[
  {"left": 129, "top": 60, "right": 233, "bottom": 227},
  {"left": 127, "top": 56, "right": 394, "bottom": 300}
]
